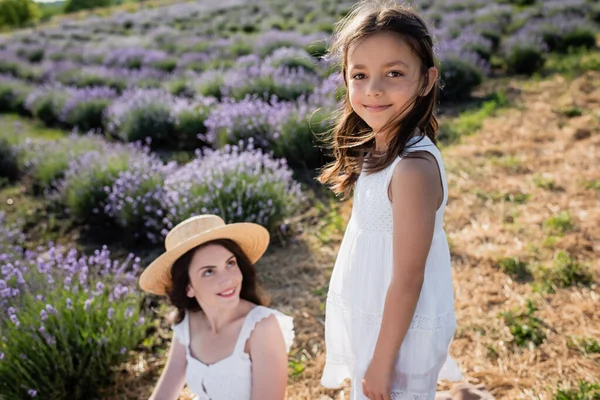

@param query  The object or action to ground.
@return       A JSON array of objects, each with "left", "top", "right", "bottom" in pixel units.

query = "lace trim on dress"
[
  {"left": 327, "top": 292, "right": 350, "bottom": 310},
  {"left": 361, "top": 312, "right": 454, "bottom": 330},
  {"left": 389, "top": 390, "right": 435, "bottom": 400},
  {"left": 328, "top": 293, "right": 454, "bottom": 331}
]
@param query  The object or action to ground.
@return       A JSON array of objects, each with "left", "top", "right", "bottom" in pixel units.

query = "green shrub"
[
  {"left": 0, "top": 136, "right": 20, "bottom": 182},
  {"left": 20, "top": 135, "right": 108, "bottom": 192},
  {"left": 438, "top": 56, "right": 484, "bottom": 101},
  {"left": 25, "top": 86, "right": 69, "bottom": 126},
  {"left": 0, "top": 0, "right": 40, "bottom": 28},
  {"left": 504, "top": 36, "right": 546, "bottom": 75},
  {"left": 0, "top": 243, "right": 149, "bottom": 399},
  {"left": 163, "top": 145, "right": 304, "bottom": 232},
  {"left": 0, "top": 77, "right": 32, "bottom": 114},
  {"left": 59, "top": 148, "right": 131, "bottom": 222},
  {"left": 64, "top": 0, "right": 112, "bottom": 13},
  {"left": 500, "top": 300, "right": 546, "bottom": 348}
]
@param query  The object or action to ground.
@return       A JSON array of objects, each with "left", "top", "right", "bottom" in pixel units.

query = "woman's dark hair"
[{"left": 167, "top": 239, "right": 266, "bottom": 325}]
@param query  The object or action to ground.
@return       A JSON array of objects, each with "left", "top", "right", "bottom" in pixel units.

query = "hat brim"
[{"left": 139, "top": 222, "right": 269, "bottom": 296}]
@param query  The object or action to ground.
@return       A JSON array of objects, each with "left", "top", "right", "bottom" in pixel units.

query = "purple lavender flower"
[
  {"left": 102, "top": 147, "right": 177, "bottom": 243},
  {"left": 162, "top": 143, "right": 303, "bottom": 231},
  {"left": 204, "top": 96, "right": 291, "bottom": 149},
  {"left": 59, "top": 86, "right": 117, "bottom": 131}
]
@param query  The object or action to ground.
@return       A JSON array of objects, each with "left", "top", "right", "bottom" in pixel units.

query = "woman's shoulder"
[{"left": 246, "top": 305, "right": 295, "bottom": 353}]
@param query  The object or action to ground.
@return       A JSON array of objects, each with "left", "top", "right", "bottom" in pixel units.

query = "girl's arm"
[
  {"left": 249, "top": 315, "right": 289, "bottom": 400},
  {"left": 149, "top": 337, "right": 188, "bottom": 400},
  {"left": 362, "top": 154, "right": 442, "bottom": 398}
]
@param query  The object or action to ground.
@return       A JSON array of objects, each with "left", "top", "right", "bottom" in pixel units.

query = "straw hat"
[{"left": 139, "top": 215, "right": 270, "bottom": 296}]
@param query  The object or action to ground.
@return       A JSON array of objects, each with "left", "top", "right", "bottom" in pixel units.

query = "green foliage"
[
  {"left": 505, "top": 44, "right": 546, "bottom": 75},
  {"left": 497, "top": 257, "right": 532, "bottom": 281},
  {"left": 273, "top": 108, "right": 332, "bottom": 171},
  {"left": 438, "top": 56, "right": 484, "bottom": 101},
  {"left": 0, "top": 136, "right": 20, "bottom": 182},
  {"left": 64, "top": 0, "right": 113, "bottom": 13},
  {"left": 500, "top": 300, "right": 546, "bottom": 348},
  {"left": 438, "top": 92, "right": 509, "bottom": 144},
  {"left": 553, "top": 380, "right": 600, "bottom": 400},
  {"left": 0, "top": 0, "right": 40, "bottom": 28}
]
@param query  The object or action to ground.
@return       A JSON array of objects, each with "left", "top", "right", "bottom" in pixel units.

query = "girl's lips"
[
  {"left": 217, "top": 287, "right": 236, "bottom": 298},
  {"left": 364, "top": 104, "right": 391, "bottom": 112}
]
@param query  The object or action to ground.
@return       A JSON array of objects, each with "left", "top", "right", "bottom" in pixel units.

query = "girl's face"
[
  {"left": 186, "top": 244, "right": 243, "bottom": 310},
  {"left": 346, "top": 31, "right": 437, "bottom": 133}
]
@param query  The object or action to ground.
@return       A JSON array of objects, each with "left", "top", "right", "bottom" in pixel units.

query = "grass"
[
  {"left": 497, "top": 257, "right": 532, "bottom": 282},
  {"left": 438, "top": 91, "right": 509, "bottom": 145},
  {"left": 552, "top": 380, "right": 600, "bottom": 400},
  {"left": 544, "top": 49, "right": 600, "bottom": 78},
  {"left": 560, "top": 106, "right": 584, "bottom": 118},
  {"left": 500, "top": 299, "right": 547, "bottom": 348},
  {"left": 314, "top": 198, "right": 345, "bottom": 245},
  {"left": 0, "top": 114, "right": 66, "bottom": 142},
  {"left": 535, "top": 251, "right": 593, "bottom": 293},
  {"left": 584, "top": 180, "right": 600, "bottom": 191},
  {"left": 534, "top": 175, "right": 559, "bottom": 191},
  {"left": 544, "top": 211, "right": 574, "bottom": 235},
  {"left": 475, "top": 189, "right": 530, "bottom": 204},
  {"left": 568, "top": 337, "right": 600, "bottom": 355}
]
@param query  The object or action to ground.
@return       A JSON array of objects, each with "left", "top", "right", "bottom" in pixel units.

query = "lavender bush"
[
  {"left": 0, "top": 137, "right": 20, "bottom": 183},
  {"left": 103, "top": 148, "right": 177, "bottom": 244},
  {"left": 104, "top": 88, "right": 214, "bottom": 148},
  {"left": 0, "top": 75, "right": 32, "bottom": 115},
  {"left": 532, "top": 16, "right": 597, "bottom": 53},
  {"left": 503, "top": 31, "right": 548, "bottom": 75},
  {"left": 0, "top": 211, "right": 24, "bottom": 258},
  {"left": 223, "top": 64, "right": 319, "bottom": 102},
  {"left": 204, "top": 96, "right": 289, "bottom": 149},
  {"left": 25, "top": 84, "right": 70, "bottom": 126},
  {"left": 174, "top": 97, "right": 217, "bottom": 149},
  {"left": 58, "top": 145, "right": 134, "bottom": 222},
  {"left": 0, "top": 242, "right": 149, "bottom": 399},
  {"left": 264, "top": 47, "right": 319, "bottom": 74},
  {"left": 60, "top": 86, "right": 118, "bottom": 132},
  {"left": 162, "top": 143, "right": 303, "bottom": 233},
  {"left": 104, "top": 88, "right": 178, "bottom": 144},
  {"left": 18, "top": 135, "right": 107, "bottom": 192}
]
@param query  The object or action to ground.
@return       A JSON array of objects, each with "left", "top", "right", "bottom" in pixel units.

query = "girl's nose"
[{"left": 366, "top": 77, "right": 383, "bottom": 97}]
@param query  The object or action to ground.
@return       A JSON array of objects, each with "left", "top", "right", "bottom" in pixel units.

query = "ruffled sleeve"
[
  {"left": 248, "top": 307, "right": 295, "bottom": 353},
  {"left": 171, "top": 311, "right": 189, "bottom": 346}
]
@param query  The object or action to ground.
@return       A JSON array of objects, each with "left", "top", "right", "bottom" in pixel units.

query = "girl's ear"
[{"left": 421, "top": 66, "right": 439, "bottom": 97}]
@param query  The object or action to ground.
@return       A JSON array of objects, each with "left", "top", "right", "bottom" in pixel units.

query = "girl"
[
  {"left": 139, "top": 214, "right": 294, "bottom": 400},
  {"left": 318, "top": 1, "right": 462, "bottom": 399}
]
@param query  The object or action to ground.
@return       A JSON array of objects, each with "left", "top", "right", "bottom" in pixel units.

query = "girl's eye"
[
  {"left": 202, "top": 268, "right": 214, "bottom": 277},
  {"left": 227, "top": 259, "right": 237, "bottom": 268},
  {"left": 387, "top": 71, "right": 404, "bottom": 78},
  {"left": 352, "top": 73, "right": 366, "bottom": 80}
]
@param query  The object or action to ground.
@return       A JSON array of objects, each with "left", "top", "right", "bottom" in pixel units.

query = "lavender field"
[{"left": 0, "top": 0, "right": 599, "bottom": 399}]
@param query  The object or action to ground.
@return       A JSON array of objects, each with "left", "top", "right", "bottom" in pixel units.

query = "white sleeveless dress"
[
  {"left": 321, "top": 135, "right": 462, "bottom": 400},
  {"left": 172, "top": 305, "right": 295, "bottom": 400}
]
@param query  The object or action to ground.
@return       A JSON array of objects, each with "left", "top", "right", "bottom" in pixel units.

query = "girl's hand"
[{"left": 361, "top": 358, "right": 393, "bottom": 400}]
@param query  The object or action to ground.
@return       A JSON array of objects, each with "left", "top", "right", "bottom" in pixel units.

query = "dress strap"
[{"left": 387, "top": 136, "right": 448, "bottom": 208}]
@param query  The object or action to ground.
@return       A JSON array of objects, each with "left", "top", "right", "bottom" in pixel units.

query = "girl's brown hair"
[
  {"left": 166, "top": 239, "right": 266, "bottom": 325},
  {"left": 317, "top": 0, "right": 439, "bottom": 199}
]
